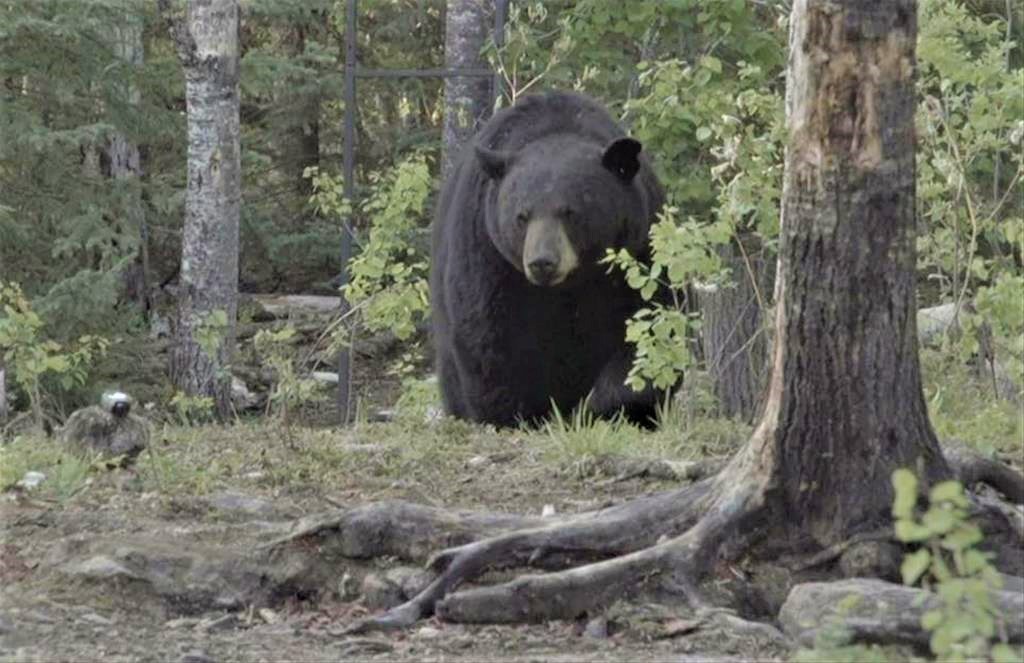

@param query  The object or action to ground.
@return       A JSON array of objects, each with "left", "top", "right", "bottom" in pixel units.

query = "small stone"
[
  {"left": 467, "top": 455, "right": 490, "bottom": 468},
  {"left": 179, "top": 649, "right": 215, "bottom": 663},
  {"left": 16, "top": 471, "right": 46, "bottom": 489},
  {"left": 839, "top": 541, "right": 901, "bottom": 581},
  {"left": 425, "top": 406, "right": 443, "bottom": 423},
  {"left": 257, "top": 608, "right": 279, "bottom": 625},
  {"left": 583, "top": 615, "right": 608, "bottom": 639},
  {"left": 416, "top": 625, "right": 442, "bottom": 639},
  {"left": 79, "top": 612, "right": 114, "bottom": 626},
  {"left": 165, "top": 617, "right": 200, "bottom": 629},
  {"left": 337, "top": 572, "right": 358, "bottom": 600},
  {"left": 360, "top": 573, "right": 403, "bottom": 610},
  {"left": 206, "top": 491, "right": 278, "bottom": 520},
  {"left": 67, "top": 555, "right": 137, "bottom": 580},
  {"left": 541, "top": 504, "right": 556, "bottom": 517},
  {"left": 384, "top": 566, "right": 434, "bottom": 599},
  {"left": 231, "top": 376, "right": 260, "bottom": 411}
]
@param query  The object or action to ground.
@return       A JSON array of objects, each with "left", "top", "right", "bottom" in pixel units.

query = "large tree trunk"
[
  {"left": 160, "top": 0, "right": 241, "bottom": 419},
  {"left": 743, "top": 0, "right": 949, "bottom": 545},
  {"left": 441, "top": 0, "right": 491, "bottom": 180}
]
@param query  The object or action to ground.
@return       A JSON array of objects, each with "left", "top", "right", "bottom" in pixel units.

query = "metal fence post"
[{"left": 337, "top": 0, "right": 358, "bottom": 424}]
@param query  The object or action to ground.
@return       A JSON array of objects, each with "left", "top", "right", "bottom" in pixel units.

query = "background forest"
[{"left": 1, "top": 0, "right": 1021, "bottom": 439}]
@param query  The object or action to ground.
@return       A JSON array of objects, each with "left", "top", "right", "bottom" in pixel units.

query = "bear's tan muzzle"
[{"left": 522, "top": 218, "right": 579, "bottom": 286}]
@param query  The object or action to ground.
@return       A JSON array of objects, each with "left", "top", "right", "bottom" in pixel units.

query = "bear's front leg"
[{"left": 587, "top": 347, "right": 668, "bottom": 428}]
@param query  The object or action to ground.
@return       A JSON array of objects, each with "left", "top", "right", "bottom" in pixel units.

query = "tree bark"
[
  {"left": 160, "top": 0, "right": 241, "bottom": 419},
  {"left": 277, "top": 22, "right": 320, "bottom": 200},
  {"left": 106, "top": 10, "right": 150, "bottom": 314},
  {"left": 743, "top": 0, "right": 949, "bottom": 546},
  {"left": 0, "top": 364, "right": 7, "bottom": 422},
  {"left": 699, "top": 239, "right": 772, "bottom": 422},
  {"left": 441, "top": 0, "right": 491, "bottom": 180}
]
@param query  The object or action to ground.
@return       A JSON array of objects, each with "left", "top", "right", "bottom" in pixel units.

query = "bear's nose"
[{"left": 528, "top": 257, "right": 558, "bottom": 284}]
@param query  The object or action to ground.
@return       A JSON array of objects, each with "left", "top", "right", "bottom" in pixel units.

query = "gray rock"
[
  {"left": 360, "top": 573, "right": 403, "bottom": 610},
  {"left": 838, "top": 541, "right": 900, "bottom": 581},
  {"left": 67, "top": 555, "right": 138, "bottom": 580},
  {"left": 231, "top": 376, "right": 260, "bottom": 411},
  {"left": 78, "top": 612, "right": 114, "bottom": 626},
  {"left": 56, "top": 535, "right": 333, "bottom": 616},
  {"left": 384, "top": 566, "right": 434, "bottom": 599},
  {"left": 15, "top": 471, "right": 46, "bottom": 489},
  {"left": 206, "top": 491, "right": 280, "bottom": 520},
  {"left": 583, "top": 615, "right": 609, "bottom": 639},
  {"left": 780, "top": 578, "right": 1024, "bottom": 647}
]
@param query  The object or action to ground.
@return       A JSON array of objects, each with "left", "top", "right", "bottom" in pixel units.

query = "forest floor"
[
  {"left": 1, "top": 337, "right": 1020, "bottom": 662},
  {"left": 0, "top": 415, "right": 781, "bottom": 662}
]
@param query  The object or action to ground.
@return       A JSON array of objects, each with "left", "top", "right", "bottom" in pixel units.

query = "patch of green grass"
[
  {"left": 0, "top": 434, "right": 95, "bottom": 503},
  {"left": 542, "top": 404, "right": 641, "bottom": 465},
  {"left": 132, "top": 417, "right": 485, "bottom": 499},
  {"left": 921, "top": 348, "right": 1023, "bottom": 458}
]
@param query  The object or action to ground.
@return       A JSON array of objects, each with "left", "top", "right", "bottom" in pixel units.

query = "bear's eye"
[{"left": 516, "top": 211, "right": 529, "bottom": 226}]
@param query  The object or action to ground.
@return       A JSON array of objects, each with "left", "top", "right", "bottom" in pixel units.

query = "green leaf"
[
  {"left": 922, "top": 507, "right": 957, "bottom": 535},
  {"left": 901, "top": 548, "right": 932, "bottom": 586},
  {"left": 700, "top": 55, "right": 722, "bottom": 73},
  {"left": 941, "top": 523, "right": 983, "bottom": 552},
  {"left": 929, "top": 480, "right": 967, "bottom": 507},
  {"left": 891, "top": 469, "right": 918, "bottom": 519},
  {"left": 992, "top": 644, "right": 1019, "bottom": 663},
  {"left": 920, "top": 609, "right": 943, "bottom": 631},
  {"left": 895, "top": 519, "right": 932, "bottom": 543}
]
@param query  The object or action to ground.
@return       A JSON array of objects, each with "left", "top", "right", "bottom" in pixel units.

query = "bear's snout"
[
  {"left": 527, "top": 256, "right": 558, "bottom": 284},
  {"left": 523, "top": 217, "right": 578, "bottom": 286}
]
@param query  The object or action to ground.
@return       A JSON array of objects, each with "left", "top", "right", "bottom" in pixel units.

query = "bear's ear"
[
  {"left": 475, "top": 145, "right": 514, "bottom": 179},
  {"left": 601, "top": 137, "right": 642, "bottom": 182}
]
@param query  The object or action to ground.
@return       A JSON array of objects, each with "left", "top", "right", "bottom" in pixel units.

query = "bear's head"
[{"left": 476, "top": 135, "right": 651, "bottom": 287}]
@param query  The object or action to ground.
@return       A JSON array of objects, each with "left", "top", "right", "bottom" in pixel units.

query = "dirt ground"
[{"left": 0, "top": 409, "right": 792, "bottom": 663}]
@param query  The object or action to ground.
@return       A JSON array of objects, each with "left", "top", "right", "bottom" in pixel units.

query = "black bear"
[{"left": 431, "top": 91, "right": 667, "bottom": 427}]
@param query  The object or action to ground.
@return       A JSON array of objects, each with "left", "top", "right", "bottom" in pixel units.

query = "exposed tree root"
[
  {"left": 298, "top": 441, "right": 1024, "bottom": 635},
  {"left": 591, "top": 454, "right": 728, "bottom": 486},
  {"left": 263, "top": 500, "right": 551, "bottom": 561},
  {"left": 342, "top": 470, "right": 763, "bottom": 632},
  {"left": 944, "top": 442, "right": 1024, "bottom": 504}
]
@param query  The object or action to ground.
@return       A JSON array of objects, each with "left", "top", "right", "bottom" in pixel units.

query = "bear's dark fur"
[{"left": 431, "top": 91, "right": 667, "bottom": 427}]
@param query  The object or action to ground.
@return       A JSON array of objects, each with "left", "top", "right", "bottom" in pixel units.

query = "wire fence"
[{"left": 335, "top": 0, "right": 510, "bottom": 422}]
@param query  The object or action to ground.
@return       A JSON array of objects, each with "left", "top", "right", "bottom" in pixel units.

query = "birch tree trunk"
[
  {"left": 159, "top": 0, "right": 241, "bottom": 419},
  {"left": 441, "top": 0, "right": 491, "bottom": 179}
]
